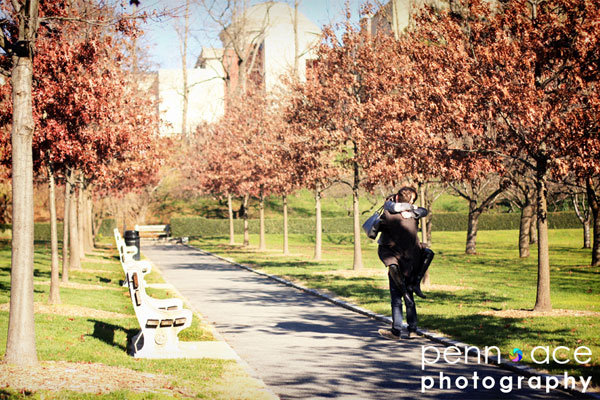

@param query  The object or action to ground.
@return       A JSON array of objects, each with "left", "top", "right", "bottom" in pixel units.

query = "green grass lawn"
[
  {"left": 0, "top": 240, "right": 273, "bottom": 399},
  {"left": 191, "top": 229, "right": 600, "bottom": 388}
]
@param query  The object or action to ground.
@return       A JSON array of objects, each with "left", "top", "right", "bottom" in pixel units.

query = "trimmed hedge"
[
  {"left": 0, "top": 211, "right": 580, "bottom": 241},
  {"left": 1, "top": 220, "right": 114, "bottom": 242},
  {"left": 170, "top": 217, "right": 353, "bottom": 237},
  {"left": 431, "top": 212, "right": 580, "bottom": 231},
  {"left": 171, "top": 212, "right": 581, "bottom": 238}
]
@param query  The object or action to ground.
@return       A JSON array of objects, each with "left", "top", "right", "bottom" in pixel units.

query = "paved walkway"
[{"left": 143, "top": 244, "right": 577, "bottom": 400}]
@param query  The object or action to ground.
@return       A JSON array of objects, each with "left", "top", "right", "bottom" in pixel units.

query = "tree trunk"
[
  {"left": 293, "top": 0, "right": 299, "bottom": 78},
  {"left": 259, "top": 191, "right": 266, "bottom": 251},
  {"left": 352, "top": 161, "right": 363, "bottom": 270},
  {"left": 181, "top": 0, "right": 190, "bottom": 142},
  {"left": 419, "top": 184, "right": 430, "bottom": 285},
  {"left": 5, "top": 51, "right": 38, "bottom": 365},
  {"left": 591, "top": 208, "right": 600, "bottom": 267},
  {"left": 426, "top": 217, "right": 432, "bottom": 245},
  {"left": 47, "top": 166, "right": 60, "bottom": 305},
  {"left": 533, "top": 165, "right": 552, "bottom": 311},
  {"left": 61, "top": 180, "right": 70, "bottom": 283},
  {"left": 283, "top": 194, "right": 289, "bottom": 256},
  {"left": 583, "top": 218, "right": 591, "bottom": 249},
  {"left": 227, "top": 193, "right": 235, "bottom": 245},
  {"left": 519, "top": 203, "right": 533, "bottom": 258},
  {"left": 530, "top": 203, "right": 538, "bottom": 244},
  {"left": 573, "top": 194, "right": 591, "bottom": 249},
  {"left": 314, "top": 186, "right": 322, "bottom": 261},
  {"left": 85, "top": 189, "right": 94, "bottom": 251},
  {"left": 587, "top": 178, "right": 599, "bottom": 267},
  {"left": 77, "top": 180, "right": 85, "bottom": 257},
  {"left": 69, "top": 178, "right": 81, "bottom": 270},
  {"left": 420, "top": 184, "right": 428, "bottom": 246},
  {"left": 242, "top": 195, "right": 249, "bottom": 247},
  {"left": 465, "top": 202, "right": 480, "bottom": 255},
  {"left": 81, "top": 188, "right": 90, "bottom": 252}
]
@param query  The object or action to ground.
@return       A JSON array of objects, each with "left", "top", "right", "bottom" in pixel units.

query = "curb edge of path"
[{"left": 183, "top": 243, "right": 598, "bottom": 400}]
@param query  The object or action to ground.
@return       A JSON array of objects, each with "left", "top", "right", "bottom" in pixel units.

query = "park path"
[{"left": 143, "top": 244, "right": 576, "bottom": 400}]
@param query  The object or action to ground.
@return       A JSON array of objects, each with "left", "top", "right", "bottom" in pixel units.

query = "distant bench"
[{"left": 134, "top": 224, "right": 170, "bottom": 240}]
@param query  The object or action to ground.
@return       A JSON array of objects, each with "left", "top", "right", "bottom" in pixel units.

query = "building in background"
[
  {"left": 156, "top": 1, "right": 322, "bottom": 137},
  {"left": 369, "top": 0, "right": 447, "bottom": 37},
  {"left": 157, "top": 67, "right": 225, "bottom": 137}
]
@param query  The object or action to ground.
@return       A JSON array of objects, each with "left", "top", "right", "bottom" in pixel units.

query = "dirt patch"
[
  {"left": 0, "top": 303, "right": 130, "bottom": 320},
  {"left": 35, "top": 281, "right": 120, "bottom": 291},
  {"left": 81, "top": 257, "right": 114, "bottom": 264},
  {"left": 74, "top": 268, "right": 116, "bottom": 274},
  {"left": 0, "top": 361, "right": 193, "bottom": 396},
  {"left": 425, "top": 284, "right": 472, "bottom": 292},
  {"left": 479, "top": 309, "right": 600, "bottom": 318}
]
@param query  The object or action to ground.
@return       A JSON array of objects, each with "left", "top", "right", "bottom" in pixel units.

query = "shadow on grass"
[
  {"left": 0, "top": 389, "right": 34, "bottom": 399},
  {"left": 33, "top": 268, "right": 51, "bottom": 279},
  {"left": 88, "top": 319, "right": 137, "bottom": 352},
  {"left": 244, "top": 259, "right": 324, "bottom": 269},
  {"left": 420, "top": 313, "right": 538, "bottom": 347},
  {"left": 424, "top": 290, "right": 511, "bottom": 307}
]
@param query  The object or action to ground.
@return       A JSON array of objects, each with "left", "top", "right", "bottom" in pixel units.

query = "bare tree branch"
[{"left": 10, "top": 0, "right": 21, "bottom": 14}]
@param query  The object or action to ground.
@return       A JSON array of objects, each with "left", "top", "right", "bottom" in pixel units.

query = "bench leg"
[{"left": 130, "top": 328, "right": 183, "bottom": 358}]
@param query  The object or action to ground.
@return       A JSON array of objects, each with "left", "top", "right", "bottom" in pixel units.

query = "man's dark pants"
[
  {"left": 379, "top": 245, "right": 418, "bottom": 335},
  {"left": 388, "top": 273, "right": 417, "bottom": 334}
]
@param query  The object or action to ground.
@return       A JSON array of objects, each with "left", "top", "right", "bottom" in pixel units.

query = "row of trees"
[
  {"left": 0, "top": 0, "right": 162, "bottom": 365},
  {"left": 187, "top": 0, "right": 599, "bottom": 314}
]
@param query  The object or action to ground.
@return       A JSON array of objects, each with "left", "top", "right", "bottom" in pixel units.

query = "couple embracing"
[{"left": 374, "top": 186, "right": 434, "bottom": 340}]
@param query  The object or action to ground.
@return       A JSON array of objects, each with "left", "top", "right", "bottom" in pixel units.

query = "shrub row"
[
  {"left": 34, "top": 223, "right": 64, "bottom": 241},
  {"left": 0, "top": 220, "right": 114, "bottom": 242},
  {"left": 429, "top": 212, "right": 581, "bottom": 231},
  {"left": 171, "top": 212, "right": 581, "bottom": 238},
  {"left": 0, "top": 212, "right": 578, "bottom": 241},
  {"left": 170, "top": 217, "right": 356, "bottom": 237}
]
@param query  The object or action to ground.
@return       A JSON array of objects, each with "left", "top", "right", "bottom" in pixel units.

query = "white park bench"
[
  {"left": 115, "top": 230, "right": 239, "bottom": 360},
  {"left": 126, "top": 264, "right": 192, "bottom": 358},
  {"left": 134, "top": 224, "right": 170, "bottom": 241}
]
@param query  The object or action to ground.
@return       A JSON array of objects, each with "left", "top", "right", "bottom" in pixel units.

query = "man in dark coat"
[{"left": 377, "top": 186, "right": 427, "bottom": 340}]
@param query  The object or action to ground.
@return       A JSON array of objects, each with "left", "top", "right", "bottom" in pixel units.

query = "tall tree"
[
  {"left": 0, "top": 0, "right": 155, "bottom": 364},
  {"left": 401, "top": 0, "right": 600, "bottom": 310},
  {"left": 0, "top": 0, "right": 41, "bottom": 365},
  {"left": 46, "top": 162, "right": 60, "bottom": 304},
  {"left": 290, "top": 19, "right": 410, "bottom": 270}
]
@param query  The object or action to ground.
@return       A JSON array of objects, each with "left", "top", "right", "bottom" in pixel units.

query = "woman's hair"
[{"left": 396, "top": 186, "right": 418, "bottom": 204}]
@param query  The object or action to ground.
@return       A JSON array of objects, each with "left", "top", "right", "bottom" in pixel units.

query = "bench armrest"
[
  {"left": 124, "top": 245, "right": 137, "bottom": 255},
  {"left": 123, "top": 260, "right": 152, "bottom": 275}
]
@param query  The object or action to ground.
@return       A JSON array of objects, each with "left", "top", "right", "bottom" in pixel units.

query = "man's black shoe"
[
  {"left": 403, "top": 330, "right": 418, "bottom": 339},
  {"left": 412, "top": 283, "right": 427, "bottom": 299}
]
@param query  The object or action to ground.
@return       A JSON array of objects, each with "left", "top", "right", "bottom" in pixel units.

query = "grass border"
[{"left": 184, "top": 243, "right": 600, "bottom": 400}]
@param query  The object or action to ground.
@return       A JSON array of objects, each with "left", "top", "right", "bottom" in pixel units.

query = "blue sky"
[{"left": 135, "top": 0, "right": 363, "bottom": 70}]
